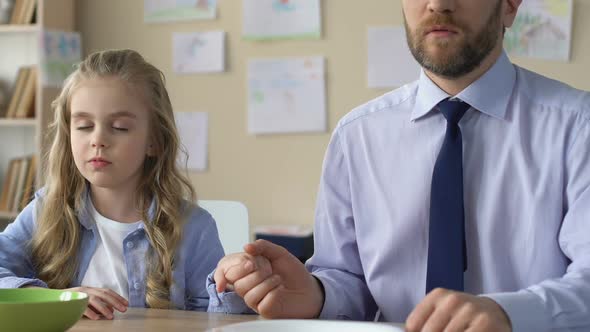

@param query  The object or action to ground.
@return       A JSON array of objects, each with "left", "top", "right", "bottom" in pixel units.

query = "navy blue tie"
[{"left": 426, "top": 98, "right": 470, "bottom": 294}]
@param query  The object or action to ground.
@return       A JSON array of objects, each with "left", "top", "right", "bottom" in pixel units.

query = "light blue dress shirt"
[
  {"left": 306, "top": 52, "right": 590, "bottom": 332},
  {"left": 0, "top": 189, "right": 225, "bottom": 311}
]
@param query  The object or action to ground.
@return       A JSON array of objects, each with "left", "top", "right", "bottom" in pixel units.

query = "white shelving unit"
[{"left": 0, "top": 0, "right": 75, "bottom": 226}]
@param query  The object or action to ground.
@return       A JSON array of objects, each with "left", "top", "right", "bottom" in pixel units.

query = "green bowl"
[{"left": 0, "top": 288, "right": 88, "bottom": 332}]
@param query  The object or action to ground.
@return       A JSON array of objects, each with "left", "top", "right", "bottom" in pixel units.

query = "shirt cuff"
[
  {"left": 0, "top": 276, "right": 48, "bottom": 289},
  {"left": 312, "top": 273, "right": 347, "bottom": 320},
  {"left": 483, "top": 291, "right": 550, "bottom": 332},
  {"left": 205, "top": 271, "right": 255, "bottom": 314}
]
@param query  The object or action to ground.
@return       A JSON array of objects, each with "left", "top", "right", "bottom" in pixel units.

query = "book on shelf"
[
  {"left": 19, "top": 155, "right": 36, "bottom": 210},
  {"left": 4, "top": 67, "right": 29, "bottom": 118},
  {"left": 11, "top": 157, "right": 29, "bottom": 212},
  {"left": 0, "top": 159, "right": 17, "bottom": 211},
  {"left": 9, "top": 0, "right": 24, "bottom": 24},
  {"left": 20, "top": 0, "right": 37, "bottom": 25},
  {"left": 9, "top": 0, "right": 36, "bottom": 25},
  {"left": 0, "top": 155, "right": 36, "bottom": 213},
  {"left": 3, "top": 66, "right": 36, "bottom": 119},
  {"left": 4, "top": 159, "right": 21, "bottom": 211},
  {"left": 15, "top": 66, "right": 36, "bottom": 118}
]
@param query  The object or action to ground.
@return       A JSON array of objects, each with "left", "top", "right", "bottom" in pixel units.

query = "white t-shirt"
[{"left": 81, "top": 200, "right": 142, "bottom": 300}]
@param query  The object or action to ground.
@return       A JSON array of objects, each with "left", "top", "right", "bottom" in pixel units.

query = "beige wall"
[{"left": 76, "top": 0, "right": 590, "bottom": 230}]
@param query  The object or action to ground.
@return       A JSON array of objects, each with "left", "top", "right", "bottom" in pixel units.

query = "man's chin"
[
  {"left": 423, "top": 42, "right": 463, "bottom": 58},
  {"left": 418, "top": 56, "right": 469, "bottom": 79},
  {"left": 422, "top": 57, "right": 461, "bottom": 71}
]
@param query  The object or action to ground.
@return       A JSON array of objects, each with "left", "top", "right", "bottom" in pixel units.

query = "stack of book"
[
  {"left": 0, "top": 155, "right": 36, "bottom": 213},
  {"left": 6, "top": 0, "right": 37, "bottom": 25},
  {"left": 0, "top": 66, "right": 36, "bottom": 118}
]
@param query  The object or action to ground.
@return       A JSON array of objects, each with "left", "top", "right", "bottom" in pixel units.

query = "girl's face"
[{"left": 69, "top": 76, "right": 154, "bottom": 193}]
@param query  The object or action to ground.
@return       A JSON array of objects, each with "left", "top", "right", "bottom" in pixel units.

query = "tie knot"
[{"left": 437, "top": 99, "right": 470, "bottom": 125}]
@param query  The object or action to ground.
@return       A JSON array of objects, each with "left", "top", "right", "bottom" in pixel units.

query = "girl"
[{"left": 0, "top": 49, "right": 225, "bottom": 319}]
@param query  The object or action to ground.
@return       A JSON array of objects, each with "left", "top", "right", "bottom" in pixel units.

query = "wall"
[{"left": 76, "top": 0, "right": 590, "bottom": 229}]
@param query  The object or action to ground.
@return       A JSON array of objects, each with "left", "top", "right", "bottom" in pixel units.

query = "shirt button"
[
  {"left": 134, "top": 282, "right": 141, "bottom": 290},
  {"left": 126, "top": 242, "right": 134, "bottom": 249}
]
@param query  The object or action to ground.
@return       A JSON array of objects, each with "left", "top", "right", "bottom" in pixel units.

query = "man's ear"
[{"left": 503, "top": 0, "right": 522, "bottom": 29}]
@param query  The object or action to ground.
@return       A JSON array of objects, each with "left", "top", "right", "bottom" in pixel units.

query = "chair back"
[{"left": 198, "top": 200, "right": 249, "bottom": 254}]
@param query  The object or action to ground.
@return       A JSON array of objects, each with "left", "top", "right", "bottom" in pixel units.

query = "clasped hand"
[{"left": 213, "top": 239, "right": 323, "bottom": 318}]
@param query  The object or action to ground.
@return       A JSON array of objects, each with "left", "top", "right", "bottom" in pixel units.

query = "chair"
[{"left": 198, "top": 200, "right": 249, "bottom": 254}]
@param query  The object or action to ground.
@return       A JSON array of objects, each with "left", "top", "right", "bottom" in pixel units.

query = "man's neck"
[
  {"left": 425, "top": 46, "right": 503, "bottom": 96},
  {"left": 90, "top": 184, "right": 142, "bottom": 223}
]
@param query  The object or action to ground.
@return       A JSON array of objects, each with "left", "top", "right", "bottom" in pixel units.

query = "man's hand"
[
  {"left": 213, "top": 251, "right": 274, "bottom": 293},
  {"left": 405, "top": 288, "right": 512, "bottom": 332},
  {"left": 215, "top": 239, "right": 325, "bottom": 319}
]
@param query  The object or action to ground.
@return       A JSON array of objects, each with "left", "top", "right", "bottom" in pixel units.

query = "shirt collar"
[
  {"left": 411, "top": 51, "right": 516, "bottom": 121},
  {"left": 78, "top": 186, "right": 155, "bottom": 231}
]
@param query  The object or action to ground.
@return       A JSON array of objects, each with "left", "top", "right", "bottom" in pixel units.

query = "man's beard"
[{"left": 404, "top": 1, "right": 503, "bottom": 79}]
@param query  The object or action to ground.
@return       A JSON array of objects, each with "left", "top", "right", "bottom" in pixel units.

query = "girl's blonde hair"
[{"left": 31, "top": 49, "right": 195, "bottom": 309}]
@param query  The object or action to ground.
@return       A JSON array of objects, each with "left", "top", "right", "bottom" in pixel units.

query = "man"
[{"left": 209, "top": 1, "right": 590, "bottom": 331}]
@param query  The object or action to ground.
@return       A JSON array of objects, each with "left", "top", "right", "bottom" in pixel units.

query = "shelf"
[
  {"left": 0, "top": 118, "right": 36, "bottom": 127},
  {"left": 0, "top": 210, "right": 18, "bottom": 219},
  {"left": 0, "top": 24, "right": 39, "bottom": 33},
  {"left": 1, "top": 0, "right": 75, "bottom": 199}
]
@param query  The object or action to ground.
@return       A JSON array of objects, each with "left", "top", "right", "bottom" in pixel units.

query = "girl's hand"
[
  {"left": 213, "top": 252, "right": 273, "bottom": 293},
  {"left": 65, "top": 286, "right": 128, "bottom": 320}
]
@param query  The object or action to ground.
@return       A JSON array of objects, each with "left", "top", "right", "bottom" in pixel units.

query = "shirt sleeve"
[
  {"left": 205, "top": 271, "right": 256, "bottom": 314},
  {"left": 0, "top": 195, "right": 48, "bottom": 289},
  {"left": 183, "top": 206, "right": 225, "bottom": 311},
  {"left": 305, "top": 129, "right": 378, "bottom": 321},
  {"left": 485, "top": 118, "right": 590, "bottom": 332},
  {"left": 197, "top": 202, "right": 254, "bottom": 314}
]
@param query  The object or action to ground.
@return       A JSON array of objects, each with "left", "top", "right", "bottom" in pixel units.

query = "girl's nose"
[
  {"left": 91, "top": 132, "right": 108, "bottom": 148},
  {"left": 91, "top": 142, "right": 106, "bottom": 148}
]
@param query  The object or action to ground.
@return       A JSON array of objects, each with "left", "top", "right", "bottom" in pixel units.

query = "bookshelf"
[
  {"left": 0, "top": 24, "right": 38, "bottom": 33},
  {"left": 0, "top": 118, "right": 36, "bottom": 126},
  {"left": 0, "top": 210, "right": 18, "bottom": 219},
  {"left": 0, "top": 0, "right": 75, "bottom": 225}
]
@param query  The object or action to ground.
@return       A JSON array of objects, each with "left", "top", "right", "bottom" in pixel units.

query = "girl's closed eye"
[
  {"left": 75, "top": 122, "right": 93, "bottom": 130},
  {"left": 112, "top": 121, "right": 131, "bottom": 131}
]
